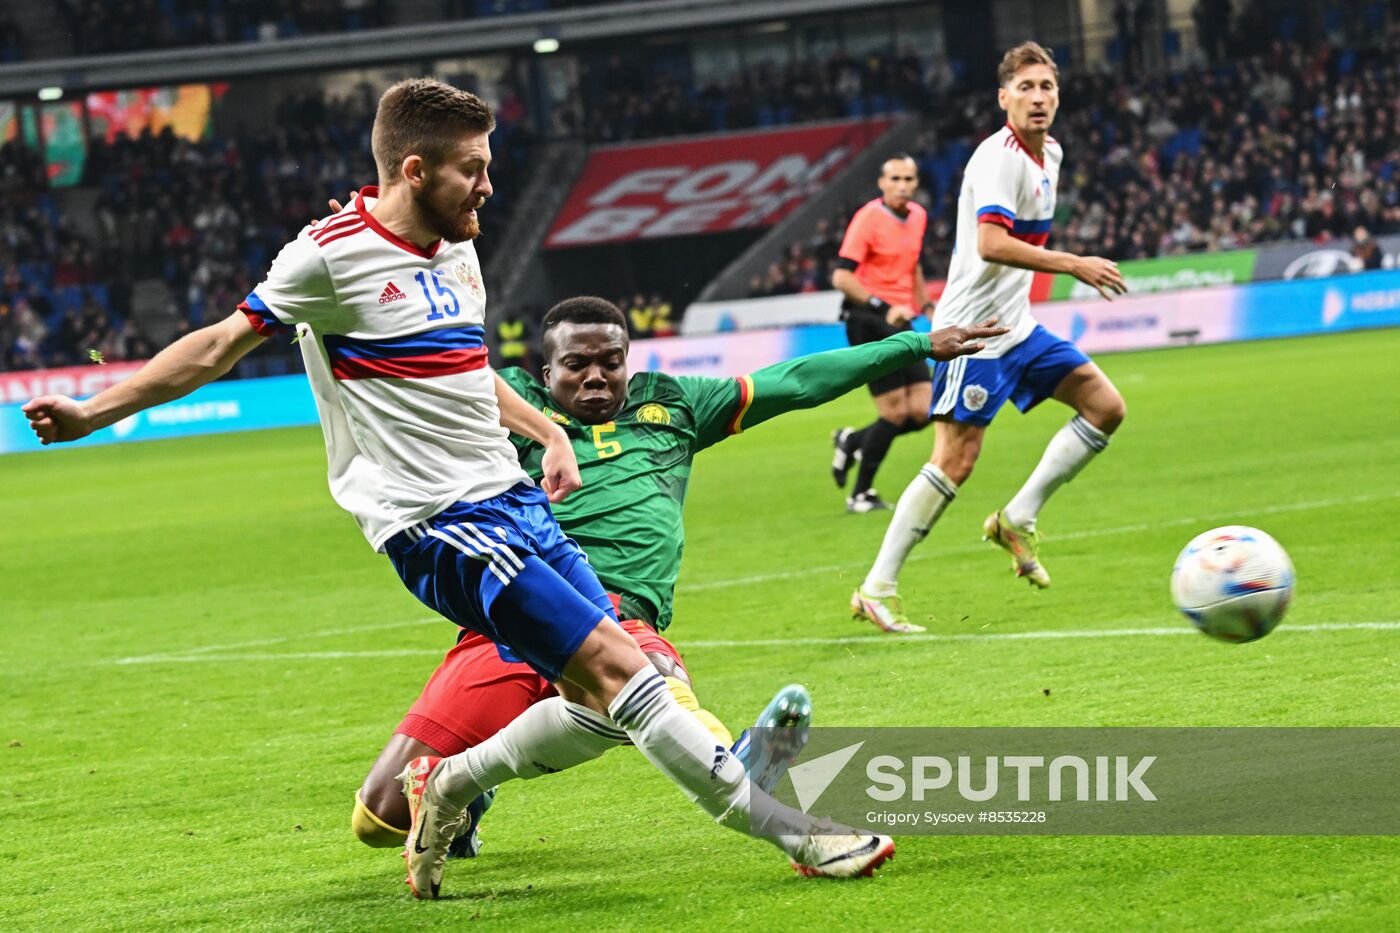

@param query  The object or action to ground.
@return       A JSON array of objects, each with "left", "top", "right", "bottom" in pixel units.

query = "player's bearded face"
[{"left": 417, "top": 169, "right": 487, "bottom": 243}]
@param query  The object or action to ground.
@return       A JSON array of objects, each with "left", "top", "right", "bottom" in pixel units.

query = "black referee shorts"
[{"left": 841, "top": 301, "right": 931, "bottom": 396}]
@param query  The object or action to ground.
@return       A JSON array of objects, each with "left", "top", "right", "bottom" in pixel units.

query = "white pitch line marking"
[
  {"left": 113, "top": 617, "right": 435, "bottom": 665},
  {"left": 681, "top": 620, "right": 1400, "bottom": 648},
  {"left": 107, "top": 621, "right": 1400, "bottom": 664},
  {"left": 678, "top": 489, "right": 1400, "bottom": 593},
  {"left": 109, "top": 489, "right": 1400, "bottom": 665}
]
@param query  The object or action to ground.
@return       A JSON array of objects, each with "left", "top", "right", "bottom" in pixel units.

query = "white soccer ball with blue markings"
[{"left": 1171, "top": 526, "right": 1294, "bottom": 643}]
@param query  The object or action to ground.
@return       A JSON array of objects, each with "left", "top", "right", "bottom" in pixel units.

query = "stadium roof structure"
[{"left": 0, "top": 0, "right": 928, "bottom": 97}]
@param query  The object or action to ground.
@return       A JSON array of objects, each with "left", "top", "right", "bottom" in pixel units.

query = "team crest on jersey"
[
  {"left": 453, "top": 259, "right": 486, "bottom": 301},
  {"left": 962, "top": 384, "right": 989, "bottom": 412},
  {"left": 635, "top": 403, "right": 671, "bottom": 426},
  {"left": 542, "top": 406, "right": 571, "bottom": 426},
  {"left": 1040, "top": 176, "right": 1053, "bottom": 209}
]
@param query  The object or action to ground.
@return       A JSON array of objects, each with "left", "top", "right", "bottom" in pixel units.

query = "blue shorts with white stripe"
[
  {"left": 384, "top": 483, "right": 618, "bottom": 681},
  {"left": 930, "top": 324, "right": 1090, "bottom": 427}
]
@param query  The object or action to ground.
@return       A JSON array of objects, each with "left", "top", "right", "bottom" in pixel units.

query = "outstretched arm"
[
  {"left": 493, "top": 372, "right": 580, "bottom": 503},
  {"left": 22, "top": 311, "right": 266, "bottom": 445},
  {"left": 686, "top": 322, "right": 1006, "bottom": 448},
  {"left": 739, "top": 322, "right": 1004, "bottom": 427}
]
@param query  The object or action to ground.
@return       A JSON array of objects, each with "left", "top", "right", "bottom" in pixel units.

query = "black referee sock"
[{"left": 853, "top": 418, "right": 902, "bottom": 496}]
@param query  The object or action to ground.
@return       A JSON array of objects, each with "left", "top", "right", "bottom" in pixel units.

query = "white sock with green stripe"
[
  {"left": 862, "top": 464, "right": 958, "bottom": 597},
  {"left": 1003, "top": 414, "right": 1110, "bottom": 531}
]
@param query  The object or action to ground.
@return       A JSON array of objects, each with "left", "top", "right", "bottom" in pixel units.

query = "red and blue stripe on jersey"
[
  {"left": 238, "top": 291, "right": 293, "bottom": 337},
  {"left": 975, "top": 206, "right": 1052, "bottom": 247},
  {"left": 322, "top": 325, "right": 488, "bottom": 380}
]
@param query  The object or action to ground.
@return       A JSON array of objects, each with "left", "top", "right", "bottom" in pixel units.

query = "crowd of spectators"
[
  {"left": 54, "top": 0, "right": 670, "bottom": 57},
  {"left": 754, "top": 27, "right": 1400, "bottom": 298},
  {"left": 0, "top": 138, "right": 146, "bottom": 372},
  {"left": 0, "top": 81, "right": 536, "bottom": 373},
  {"left": 617, "top": 293, "right": 676, "bottom": 339},
  {"left": 1054, "top": 34, "right": 1400, "bottom": 259},
  {"left": 59, "top": 0, "right": 388, "bottom": 56},
  {"left": 583, "top": 49, "right": 953, "bottom": 143},
  {"left": 10, "top": 3, "right": 1400, "bottom": 371}
]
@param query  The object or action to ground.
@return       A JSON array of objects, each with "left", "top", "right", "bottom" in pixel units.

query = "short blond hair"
[{"left": 997, "top": 40, "right": 1059, "bottom": 86}]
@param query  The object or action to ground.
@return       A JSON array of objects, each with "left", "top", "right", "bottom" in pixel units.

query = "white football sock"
[
  {"left": 862, "top": 464, "right": 957, "bottom": 597},
  {"left": 607, "top": 668, "right": 816, "bottom": 850},
  {"left": 434, "top": 697, "right": 628, "bottom": 809},
  {"left": 1003, "top": 415, "right": 1110, "bottom": 531},
  {"left": 608, "top": 668, "right": 752, "bottom": 827}
]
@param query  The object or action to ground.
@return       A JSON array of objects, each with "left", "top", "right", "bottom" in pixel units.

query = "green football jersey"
[
  {"left": 499, "top": 367, "right": 747, "bottom": 630},
  {"left": 495, "top": 330, "right": 932, "bottom": 632}
]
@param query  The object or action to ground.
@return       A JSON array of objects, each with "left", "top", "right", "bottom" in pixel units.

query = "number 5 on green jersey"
[{"left": 592, "top": 422, "right": 622, "bottom": 458}]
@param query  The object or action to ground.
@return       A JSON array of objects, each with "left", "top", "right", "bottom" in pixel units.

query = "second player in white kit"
[{"left": 852, "top": 41, "right": 1130, "bottom": 634}]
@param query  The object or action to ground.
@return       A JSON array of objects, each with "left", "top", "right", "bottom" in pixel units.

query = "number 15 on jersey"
[{"left": 415, "top": 270, "right": 461, "bottom": 321}]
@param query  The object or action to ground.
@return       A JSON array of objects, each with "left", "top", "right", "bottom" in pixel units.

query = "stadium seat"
[{"left": 54, "top": 286, "right": 86, "bottom": 315}]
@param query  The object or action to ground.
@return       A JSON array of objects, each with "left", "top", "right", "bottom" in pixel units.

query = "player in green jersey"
[{"left": 352, "top": 297, "right": 1003, "bottom": 854}]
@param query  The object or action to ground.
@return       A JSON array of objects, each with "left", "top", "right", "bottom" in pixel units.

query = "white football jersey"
[
  {"left": 934, "top": 124, "right": 1062, "bottom": 357},
  {"left": 240, "top": 187, "right": 528, "bottom": 551}
]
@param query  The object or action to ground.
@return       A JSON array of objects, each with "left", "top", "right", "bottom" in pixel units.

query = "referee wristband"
[{"left": 865, "top": 296, "right": 887, "bottom": 313}]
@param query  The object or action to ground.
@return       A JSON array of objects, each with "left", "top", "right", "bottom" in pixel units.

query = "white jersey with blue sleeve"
[
  {"left": 933, "top": 124, "right": 1061, "bottom": 358},
  {"left": 239, "top": 186, "right": 528, "bottom": 551}
]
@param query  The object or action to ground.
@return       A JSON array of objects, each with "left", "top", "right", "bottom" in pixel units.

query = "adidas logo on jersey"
[{"left": 379, "top": 282, "right": 407, "bottom": 304}]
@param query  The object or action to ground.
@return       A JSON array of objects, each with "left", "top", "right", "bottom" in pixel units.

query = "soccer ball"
[{"left": 1170, "top": 526, "right": 1294, "bottom": 643}]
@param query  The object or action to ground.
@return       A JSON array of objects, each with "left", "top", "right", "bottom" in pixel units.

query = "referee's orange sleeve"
[{"left": 838, "top": 208, "right": 872, "bottom": 265}]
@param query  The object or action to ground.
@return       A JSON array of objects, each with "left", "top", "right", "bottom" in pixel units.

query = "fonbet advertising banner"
[{"left": 546, "top": 119, "right": 894, "bottom": 248}]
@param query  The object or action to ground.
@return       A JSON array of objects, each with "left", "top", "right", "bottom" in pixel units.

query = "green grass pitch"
[{"left": 3, "top": 328, "right": 1400, "bottom": 930}]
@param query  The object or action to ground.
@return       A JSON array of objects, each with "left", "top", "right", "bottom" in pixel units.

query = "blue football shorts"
[
  {"left": 384, "top": 483, "right": 618, "bottom": 682},
  {"left": 930, "top": 324, "right": 1090, "bottom": 427}
]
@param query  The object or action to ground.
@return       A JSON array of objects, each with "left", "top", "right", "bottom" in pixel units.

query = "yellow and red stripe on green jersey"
[{"left": 726, "top": 374, "right": 756, "bottom": 435}]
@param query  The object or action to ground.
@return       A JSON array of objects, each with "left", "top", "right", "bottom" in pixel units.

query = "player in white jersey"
[
  {"left": 851, "top": 42, "right": 1129, "bottom": 633},
  {"left": 23, "top": 79, "right": 892, "bottom": 896}
]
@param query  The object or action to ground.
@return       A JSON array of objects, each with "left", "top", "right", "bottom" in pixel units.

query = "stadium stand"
[
  {"left": 583, "top": 48, "right": 946, "bottom": 143},
  {"left": 52, "top": 0, "right": 657, "bottom": 55},
  {"left": 753, "top": 28, "right": 1400, "bottom": 297},
  {"left": 56, "top": 0, "right": 389, "bottom": 55},
  {"left": 6, "top": 2, "right": 1400, "bottom": 370},
  {"left": 0, "top": 80, "right": 536, "bottom": 372}
]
